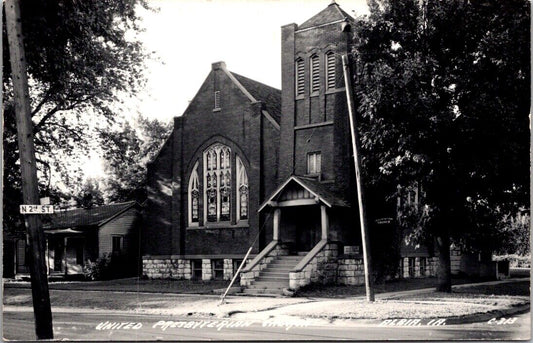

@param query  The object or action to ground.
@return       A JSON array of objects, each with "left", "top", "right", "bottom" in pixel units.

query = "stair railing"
[{"left": 219, "top": 211, "right": 272, "bottom": 305}]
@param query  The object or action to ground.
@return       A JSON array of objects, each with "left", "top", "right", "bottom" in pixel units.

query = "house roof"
[
  {"left": 299, "top": 1, "right": 354, "bottom": 30},
  {"left": 42, "top": 201, "right": 139, "bottom": 230},
  {"left": 231, "top": 72, "right": 282, "bottom": 124},
  {"left": 258, "top": 175, "right": 350, "bottom": 212}
]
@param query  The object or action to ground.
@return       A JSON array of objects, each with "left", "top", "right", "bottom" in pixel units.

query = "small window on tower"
[
  {"left": 295, "top": 58, "right": 304, "bottom": 97},
  {"left": 307, "top": 152, "right": 321, "bottom": 175},
  {"left": 214, "top": 91, "right": 221, "bottom": 110},
  {"left": 310, "top": 54, "right": 320, "bottom": 94},
  {"left": 325, "top": 51, "right": 336, "bottom": 90}
]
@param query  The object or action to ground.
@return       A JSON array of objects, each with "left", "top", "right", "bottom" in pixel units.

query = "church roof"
[
  {"left": 42, "top": 201, "right": 140, "bottom": 230},
  {"left": 231, "top": 73, "right": 281, "bottom": 124},
  {"left": 299, "top": 1, "right": 354, "bottom": 30}
]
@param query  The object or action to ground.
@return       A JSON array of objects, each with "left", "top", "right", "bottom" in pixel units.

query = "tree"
[
  {"left": 74, "top": 178, "right": 106, "bottom": 209},
  {"left": 353, "top": 0, "right": 530, "bottom": 291},
  {"left": 2, "top": 0, "right": 151, "bottom": 234},
  {"left": 99, "top": 115, "right": 172, "bottom": 203}
]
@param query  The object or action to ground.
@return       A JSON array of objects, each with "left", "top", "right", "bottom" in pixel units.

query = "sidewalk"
[{"left": 4, "top": 278, "right": 529, "bottom": 324}]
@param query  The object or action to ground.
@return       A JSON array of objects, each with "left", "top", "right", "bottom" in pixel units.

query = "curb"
[{"left": 444, "top": 303, "right": 530, "bottom": 325}]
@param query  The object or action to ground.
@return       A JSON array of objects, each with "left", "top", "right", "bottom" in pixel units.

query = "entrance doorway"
[{"left": 291, "top": 206, "right": 321, "bottom": 253}]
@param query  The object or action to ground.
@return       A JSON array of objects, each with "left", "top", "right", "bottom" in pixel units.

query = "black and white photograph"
[{"left": 2, "top": 0, "right": 531, "bottom": 341}]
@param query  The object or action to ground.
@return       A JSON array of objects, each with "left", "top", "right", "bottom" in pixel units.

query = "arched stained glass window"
[
  {"left": 203, "top": 144, "right": 231, "bottom": 223},
  {"left": 236, "top": 156, "right": 249, "bottom": 221},
  {"left": 188, "top": 162, "right": 200, "bottom": 226}
]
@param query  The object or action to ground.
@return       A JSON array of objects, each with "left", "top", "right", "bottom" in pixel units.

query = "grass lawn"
[
  {"left": 5, "top": 277, "right": 229, "bottom": 294},
  {"left": 294, "top": 276, "right": 481, "bottom": 298}
]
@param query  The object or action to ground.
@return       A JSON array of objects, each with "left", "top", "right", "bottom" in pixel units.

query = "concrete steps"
[{"left": 239, "top": 254, "right": 303, "bottom": 296}]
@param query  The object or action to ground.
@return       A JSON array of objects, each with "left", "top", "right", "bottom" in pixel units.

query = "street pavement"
[{"left": 3, "top": 308, "right": 530, "bottom": 341}]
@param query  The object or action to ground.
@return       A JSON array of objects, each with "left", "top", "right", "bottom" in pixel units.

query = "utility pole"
[
  {"left": 5, "top": 0, "right": 54, "bottom": 338},
  {"left": 342, "top": 54, "right": 375, "bottom": 302}
]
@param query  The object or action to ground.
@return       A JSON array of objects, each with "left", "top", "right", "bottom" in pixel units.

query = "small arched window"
[
  {"left": 236, "top": 156, "right": 249, "bottom": 221},
  {"left": 310, "top": 54, "right": 320, "bottom": 94},
  {"left": 325, "top": 51, "right": 336, "bottom": 90},
  {"left": 295, "top": 58, "right": 305, "bottom": 96},
  {"left": 188, "top": 162, "right": 200, "bottom": 226}
]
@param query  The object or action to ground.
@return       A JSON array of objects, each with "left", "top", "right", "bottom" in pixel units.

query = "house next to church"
[{"left": 142, "top": 2, "right": 499, "bottom": 294}]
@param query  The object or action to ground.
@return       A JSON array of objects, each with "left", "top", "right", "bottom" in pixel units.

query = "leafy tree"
[
  {"left": 3, "top": 0, "right": 150, "bottom": 234},
  {"left": 99, "top": 115, "right": 172, "bottom": 203},
  {"left": 74, "top": 178, "right": 106, "bottom": 209},
  {"left": 353, "top": 0, "right": 529, "bottom": 291}
]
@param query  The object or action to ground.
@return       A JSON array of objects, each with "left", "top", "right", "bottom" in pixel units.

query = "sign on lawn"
[{"left": 20, "top": 205, "right": 54, "bottom": 214}]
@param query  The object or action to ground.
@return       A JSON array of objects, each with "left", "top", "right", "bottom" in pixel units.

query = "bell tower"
[{"left": 279, "top": 2, "right": 355, "bottom": 201}]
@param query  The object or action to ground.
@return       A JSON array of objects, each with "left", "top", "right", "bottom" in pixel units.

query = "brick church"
[{"left": 142, "top": 2, "right": 491, "bottom": 293}]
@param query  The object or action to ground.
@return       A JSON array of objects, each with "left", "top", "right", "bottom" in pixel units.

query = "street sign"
[{"left": 20, "top": 205, "right": 54, "bottom": 214}]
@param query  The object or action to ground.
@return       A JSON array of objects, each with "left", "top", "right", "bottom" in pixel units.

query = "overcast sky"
[{"left": 132, "top": 0, "right": 369, "bottom": 123}]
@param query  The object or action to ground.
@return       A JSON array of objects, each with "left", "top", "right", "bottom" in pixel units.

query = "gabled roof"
[
  {"left": 258, "top": 175, "right": 350, "bottom": 212},
  {"left": 42, "top": 201, "right": 140, "bottom": 230},
  {"left": 299, "top": 1, "right": 354, "bottom": 30},
  {"left": 231, "top": 72, "right": 281, "bottom": 124}
]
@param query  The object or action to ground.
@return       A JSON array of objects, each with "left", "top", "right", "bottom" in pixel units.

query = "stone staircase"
[{"left": 240, "top": 255, "right": 303, "bottom": 296}]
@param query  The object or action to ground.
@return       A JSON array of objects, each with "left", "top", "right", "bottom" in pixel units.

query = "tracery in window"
[
  {"left": 188, "top": 162, "right": 200, "bottom": 226},
  {"left": 236, "top": 156, "right": 249, "bottom": 221},
  {"left": 203, "top": 144, "right": 231, "bottom": 223}
]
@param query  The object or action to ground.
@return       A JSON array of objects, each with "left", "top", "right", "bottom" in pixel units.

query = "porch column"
[
  {"left": 273, "top": 208, "right": 281, "bottom": 241},
  {"left": 320, "top": 205, "right": 329, "bottom": 240}
]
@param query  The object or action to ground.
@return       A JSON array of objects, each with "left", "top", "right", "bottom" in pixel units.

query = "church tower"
[{"left": 278, "top": 1, "right": 355, "bottom": 202}]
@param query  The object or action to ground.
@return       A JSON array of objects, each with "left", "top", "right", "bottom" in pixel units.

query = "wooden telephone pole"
[
  {"left": 342, "top": 54, "right": 375, "bottom": 302},
  {"left": 5, "top": 0, "right": 54, "bottom": 338}
]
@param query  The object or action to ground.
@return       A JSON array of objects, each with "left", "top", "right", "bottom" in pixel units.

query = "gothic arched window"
[
  {"left": 203, "top": 144, "right": 231, "bottom": 222},
  {"left": 236, "top": 156, "right": 249, "bottom": 221},
  {"left": 188, "top": 162, "right": 200, "bottom": 226}
]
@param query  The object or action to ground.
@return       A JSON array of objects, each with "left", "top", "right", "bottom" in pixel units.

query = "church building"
[{"left": 142, "top": 2, "right": 489, "bottom": 294}]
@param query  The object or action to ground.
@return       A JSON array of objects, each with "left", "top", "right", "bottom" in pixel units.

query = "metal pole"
[
  {"left": 219, "top": 246, "right": 253, "bottom": 305},
  {"left": 342, "top": 54, "right": 375, "bottom": 302},
  {"left": 5, "top": 0, "right": 54, "bottom": 337}
]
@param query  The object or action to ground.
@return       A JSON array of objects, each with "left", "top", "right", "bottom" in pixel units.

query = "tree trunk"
[{"left": 436, "top": 234, "right": 452, "bottom": 292}]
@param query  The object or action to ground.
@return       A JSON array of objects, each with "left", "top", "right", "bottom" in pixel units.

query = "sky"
[{"left": 131, "top": 0, "right": 369, "bottom": 123}]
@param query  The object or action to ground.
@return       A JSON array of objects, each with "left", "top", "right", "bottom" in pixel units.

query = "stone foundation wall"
[
  {"left": 337, "top": 258, "right": 365, "bottom": 285},
  {"left": 240, "top": 244, "right": 289, "bottom": 286},
  {"left": 142, "top": 256, "right": 251, "bottom": 281},
  {"left": 401, "top": 256, "right": 438, "bottom": 278},
  {"left": 289, "top": 243, "right": 338, "bottom": 290}
]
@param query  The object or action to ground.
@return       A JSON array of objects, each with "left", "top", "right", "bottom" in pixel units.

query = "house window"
[
  {"left": 325, "top": 51, "right": 336, "bottom": 90},
  {"left": 112, "top": 236, "right": 123, "bottom": 255},
  {"left": 408, "top": 257, "right": 415, "bottom": 278},
  {"left": 398, "top": 258, "right": 404, "bottom": 278},
  {"left": 214, "top": 91, "right": 221, "bottom": 110},
  {"left": 310, "top": 54, "right": 320, "bottom": 94},
  {"left": 212, "top": 259, "right": 224, "bottom": 280},
  {"left": 203, "top": 144, "right": 231, "bottom": 223},
  {"left": 295, "top": 58, "right": 304, "bottom": 96},
  {"left": 191, "top": 259, "right": 202, "bottom": 280},
  {"left": 307, "top": 152, "right": 321, "bottom": 175},
  {"left": 236, "top": 156, "right": 249, "bottom": 221},
  {"left": 188, "top": 162, "right": 200, "bottom": 226}
]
